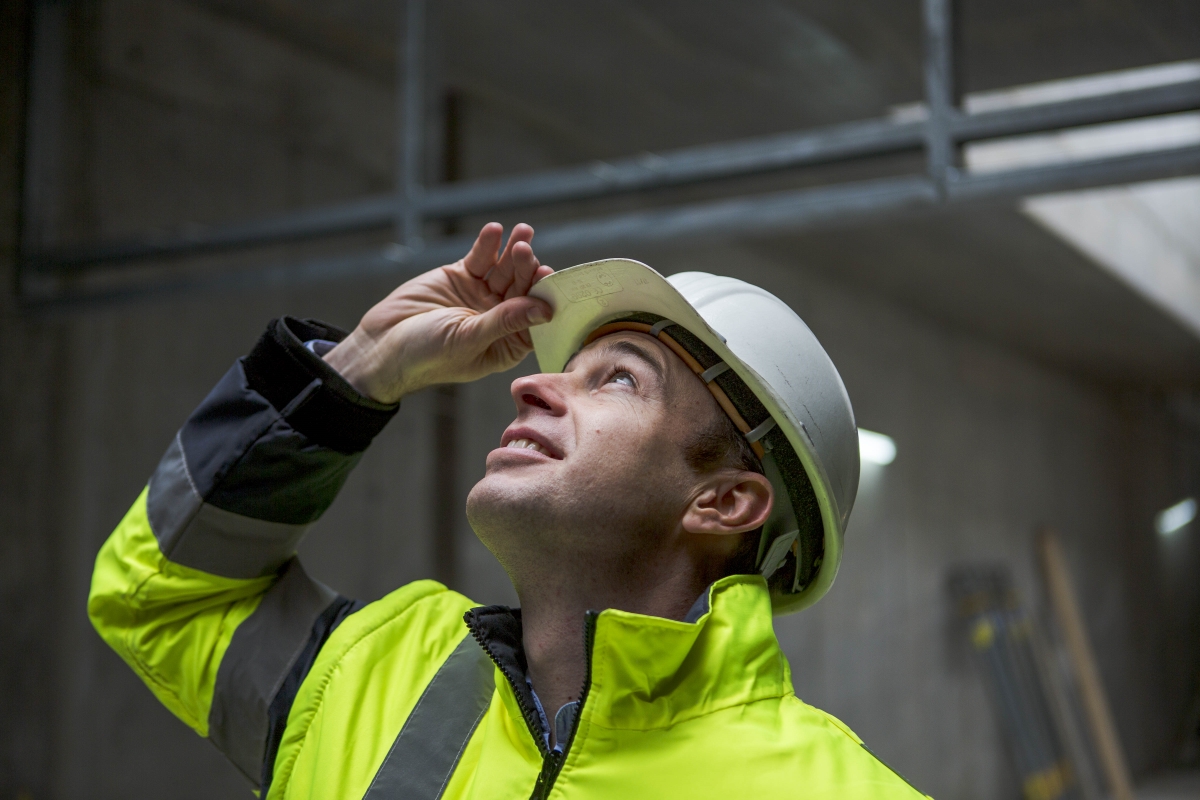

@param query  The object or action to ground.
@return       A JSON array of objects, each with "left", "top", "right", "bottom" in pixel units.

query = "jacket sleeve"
[{"left": 88, "top": 316, "right": 399, "bottom": 789}]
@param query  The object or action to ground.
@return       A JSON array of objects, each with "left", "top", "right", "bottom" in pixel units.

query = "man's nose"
[{"left": 510, "top": 372, "right": 568, "bottom": 415}]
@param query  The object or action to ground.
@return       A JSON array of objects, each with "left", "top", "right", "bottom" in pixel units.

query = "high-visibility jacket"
[{"left": 89, "top": 317, "right": 928, "bottom": 799}]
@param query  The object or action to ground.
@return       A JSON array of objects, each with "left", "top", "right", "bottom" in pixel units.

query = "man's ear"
[{"left": 682, "top": 471, "right": 773, "bottom": 536}]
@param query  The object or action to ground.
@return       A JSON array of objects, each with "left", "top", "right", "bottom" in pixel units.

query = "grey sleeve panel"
[
  {"left": 362, "top": 635, "right": 496, "bottom": 800},
  {"left": 146, "top": 433, "right": 204, "bottom": 548},
  {"left": 208, "top": 559, "right": 338, "bottom": 784},
  {"left": 147, "top": 432, "right": 309, "bottom": 578}
]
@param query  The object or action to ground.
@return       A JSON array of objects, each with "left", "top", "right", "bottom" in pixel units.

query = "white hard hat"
[{"left": 529, "top": 259, "right": 860, "bottom": 614}]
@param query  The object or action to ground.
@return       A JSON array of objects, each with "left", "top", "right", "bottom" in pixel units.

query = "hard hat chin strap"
[{"left": 756, "top": 450, "right": 803, "bottom": 590}]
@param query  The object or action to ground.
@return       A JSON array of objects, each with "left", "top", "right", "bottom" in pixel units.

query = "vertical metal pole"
[
  {"left": 441, "top": 89, "right": 463, "bottom": 236},
  {"left": 431, "top": 89, "right": 463, "bottom": 590},
  {"left": 432, "top": 384, "right": 459, "bottom": 589},
  {"left": 396, "top": 0, "right": 425, "bottom": 248},
  {"left": 19, "top": 0, "right": 69, "bottom": 284},
  {"left": 922, "top": 0, "right": 957, "bottom": 196}
]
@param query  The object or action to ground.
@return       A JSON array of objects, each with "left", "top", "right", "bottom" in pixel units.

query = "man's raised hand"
[{"left": 323, "top": 222, "right": 554, "bottom": 403}]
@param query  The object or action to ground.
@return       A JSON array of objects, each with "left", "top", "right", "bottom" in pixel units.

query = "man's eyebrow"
[{"left": 599, "top": 338, "right": 667, "bottom": 384}]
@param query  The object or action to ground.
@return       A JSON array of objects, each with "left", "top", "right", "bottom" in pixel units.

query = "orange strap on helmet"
[{"left": 583, "top": 320, "right": 769, "bottom": 460}]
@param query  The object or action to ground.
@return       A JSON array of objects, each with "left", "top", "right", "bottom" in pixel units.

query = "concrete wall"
[{"left": 3, "top": 3, "right": 1199, "bottom": 798}]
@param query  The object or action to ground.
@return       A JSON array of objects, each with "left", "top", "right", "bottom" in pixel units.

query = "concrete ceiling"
[
  {"left": 747, "top": 204, "right": 1200, "bottom": 387},
  {"left": 204, "top": 0, "right": 1200, "bottom": 149},
  {"left": 187, "top": 0, "right": 1200, "bottom": 386}
]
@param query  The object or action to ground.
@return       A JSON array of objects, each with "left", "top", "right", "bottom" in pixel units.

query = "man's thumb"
[{"left": 463, "top": 297, "right": 551, "bottom": 344}]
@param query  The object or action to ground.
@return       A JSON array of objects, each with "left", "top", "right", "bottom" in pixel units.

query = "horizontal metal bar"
[
  {"left": 34, "top": 117, "right": 926, "bottom": 271},
  {"left": 531, "top": 175, "right": 937, "bottom": 252},
  {"left": 26, "top": 143, "right": 1200, "bottom": 308},
  {"left": 420, "top": 116, "right": 925, "bottom": 218},
  {"left": 953, "top": 77, "right": 1200, "bottom": 142},
  {"left": 948, "top": 143, "right": 1200, "bottom": 200},
  {"left": 21, "top": 248, "right": 430, "bottom": 309},
  {"left": 33, "top": 195, "right": 397, "bottom": 268},
  {"left": 29, "top": 75, "right": 1199, "bottom": 273}
]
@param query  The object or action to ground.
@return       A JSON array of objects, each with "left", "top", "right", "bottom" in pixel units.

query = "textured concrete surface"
[
  {"left": 1137, "top": 769, "right": 1200, "bottom": 800},
  {"left": 3, "top": 2, "right": 1200, "bottom": 799}
]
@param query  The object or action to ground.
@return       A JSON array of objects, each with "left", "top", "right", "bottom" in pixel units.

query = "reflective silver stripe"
[
  {"left": 208, "top": 560, "right": 337, "bottom": 784},
  {"left": 699, "top": 361, "right": 730, "bottom": 383},
  {"left": 147, "top": 431, "right": 309, "bottom": 579},
  {"left": 146, "top": 432, "right": 204, "bottom": 551},
  {"left": 169, "top": 504, "right": 308, "bottom": 579},
  {"left": 745, "top": 416, "right": 777, "bottom": 444},
  {"left": 363, "top": 635, "right": 495, "bottom": 800}
]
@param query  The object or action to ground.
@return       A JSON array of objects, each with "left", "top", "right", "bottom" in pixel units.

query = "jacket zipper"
[
  {"left": 465, "top": 623, "right": 549, "bottom": 759},
  {"left": 529, "top": 611, "right": 598, "bottom": 800}
]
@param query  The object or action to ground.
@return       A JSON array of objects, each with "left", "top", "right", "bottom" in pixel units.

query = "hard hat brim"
[{"left": 528, "top": 258, "right": 843, "bottom": 614}]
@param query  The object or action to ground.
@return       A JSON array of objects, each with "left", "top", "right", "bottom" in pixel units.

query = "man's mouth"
[{"left": 504, "top": 438, "right": 555, "bottom": 457}]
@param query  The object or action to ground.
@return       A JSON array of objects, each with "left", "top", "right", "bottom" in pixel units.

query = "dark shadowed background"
[{"left": 3, "top": 1, "right": 1200, "bottom": 798}]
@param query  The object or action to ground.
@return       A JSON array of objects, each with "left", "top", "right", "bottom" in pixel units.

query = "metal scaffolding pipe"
[
  {"left": 921, "top": 0, "right": 958, "bottom": 192},
  {"left": 397, "top": 0, "right": 425, "bottom": 247},
  {"left": 28, "top": 74, "right": 1200, "bottom": 274},
  {"left": 25, "top": 143, "right": 1200, "bottom": 308}
]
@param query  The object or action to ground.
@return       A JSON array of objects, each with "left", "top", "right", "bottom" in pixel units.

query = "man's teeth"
[{"left": 506, "top": 438, "right": 551, "bottom": 456}]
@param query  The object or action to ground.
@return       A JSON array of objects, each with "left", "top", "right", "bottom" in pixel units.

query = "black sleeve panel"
[
  {"left": 167, "top": 317, "right": 398, "bottom": 530},
  {"left": 242, "top": 317, "right": 399, "bottom": 454}
]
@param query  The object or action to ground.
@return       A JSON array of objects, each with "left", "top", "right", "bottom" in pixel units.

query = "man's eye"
[{"left": 609, "top": 371, "right": 635, "bottom": 388}]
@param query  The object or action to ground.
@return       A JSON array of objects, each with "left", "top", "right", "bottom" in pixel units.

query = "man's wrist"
[{"left": 322, "top": 329, "right": 403, "bottom": 404}]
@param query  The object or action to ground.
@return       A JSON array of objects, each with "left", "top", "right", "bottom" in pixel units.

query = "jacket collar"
[
  {"left": 464, "top": 574, "right": 790, "bottom": 740},
  {"left": 584, "top": 574, "right": 790, "bottom": 730}
]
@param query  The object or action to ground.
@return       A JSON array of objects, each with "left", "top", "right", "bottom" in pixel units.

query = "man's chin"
[
  {"left": 468, "top": 469, "right": 542, "bottom": 509},
  {"left": 466, "top": 474, "right": 555, "bottom": 550}
]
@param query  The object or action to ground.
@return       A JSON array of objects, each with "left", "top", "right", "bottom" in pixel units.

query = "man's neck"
[{"left": 514, "top": 551, "right": 718, "bottom": 745}]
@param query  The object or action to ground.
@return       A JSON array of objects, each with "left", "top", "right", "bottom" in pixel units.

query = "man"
[{"left": 89, "top": 222, "right": 926, "bottom": 798}]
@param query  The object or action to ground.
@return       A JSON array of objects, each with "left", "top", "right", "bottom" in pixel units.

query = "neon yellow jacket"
[{"left": 88, "top": 317, "right": 928, "bottom": 799}]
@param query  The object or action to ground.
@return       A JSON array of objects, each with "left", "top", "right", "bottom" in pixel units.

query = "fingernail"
[{"left": 527, "top": 308, "right": 549, "bottom": 325}]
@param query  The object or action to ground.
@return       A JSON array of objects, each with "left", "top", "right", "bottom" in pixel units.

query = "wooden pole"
[{"left": 1037, "top": 529, "right": 1136, "bottom": 800}]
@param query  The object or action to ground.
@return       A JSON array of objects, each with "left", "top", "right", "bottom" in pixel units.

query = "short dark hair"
[
  {"left": 685, "top": 411, "right": 764, "bottom": 576},
  {"left": 685, "top": 410, "right": 762, "bottom": 475}
]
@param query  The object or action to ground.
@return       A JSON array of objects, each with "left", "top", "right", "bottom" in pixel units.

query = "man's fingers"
[
  {"left": 460, "top": 296, "right": 552, "bottom": 349},
  {"left": 486, "top": 223, "right": 535, "bottom": 295},
  {"left": 462, "top": 222, "right": 504, "bottom": 277},
  {"left": 506, "top": 222, "right": 535, "bottom": 252},
  {"left": 504, "top": 240, "right": 542, "bottom": 300},
  {"left": 508, "top": 264, "right": 553, "bottom": 305}
]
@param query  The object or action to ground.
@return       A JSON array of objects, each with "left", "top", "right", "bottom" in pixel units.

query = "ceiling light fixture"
[
  {"left": 1155, "top": 497, "right": 1197, "bottom": 536},
  {"left": 858, "top": 429, "right": 897, "bottom": 466}
]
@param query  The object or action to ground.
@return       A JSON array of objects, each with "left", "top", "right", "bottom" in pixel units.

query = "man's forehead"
[
  {"left": 555, "top": 329, "right": 726, "bottom": 429},
  {"left": 565, "top": 331, "right": 680, "bottom": 374}
]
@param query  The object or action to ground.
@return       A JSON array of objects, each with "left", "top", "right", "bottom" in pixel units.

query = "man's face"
[{"left": 466, "top": 332, "right": 726, "bottom": 571}]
